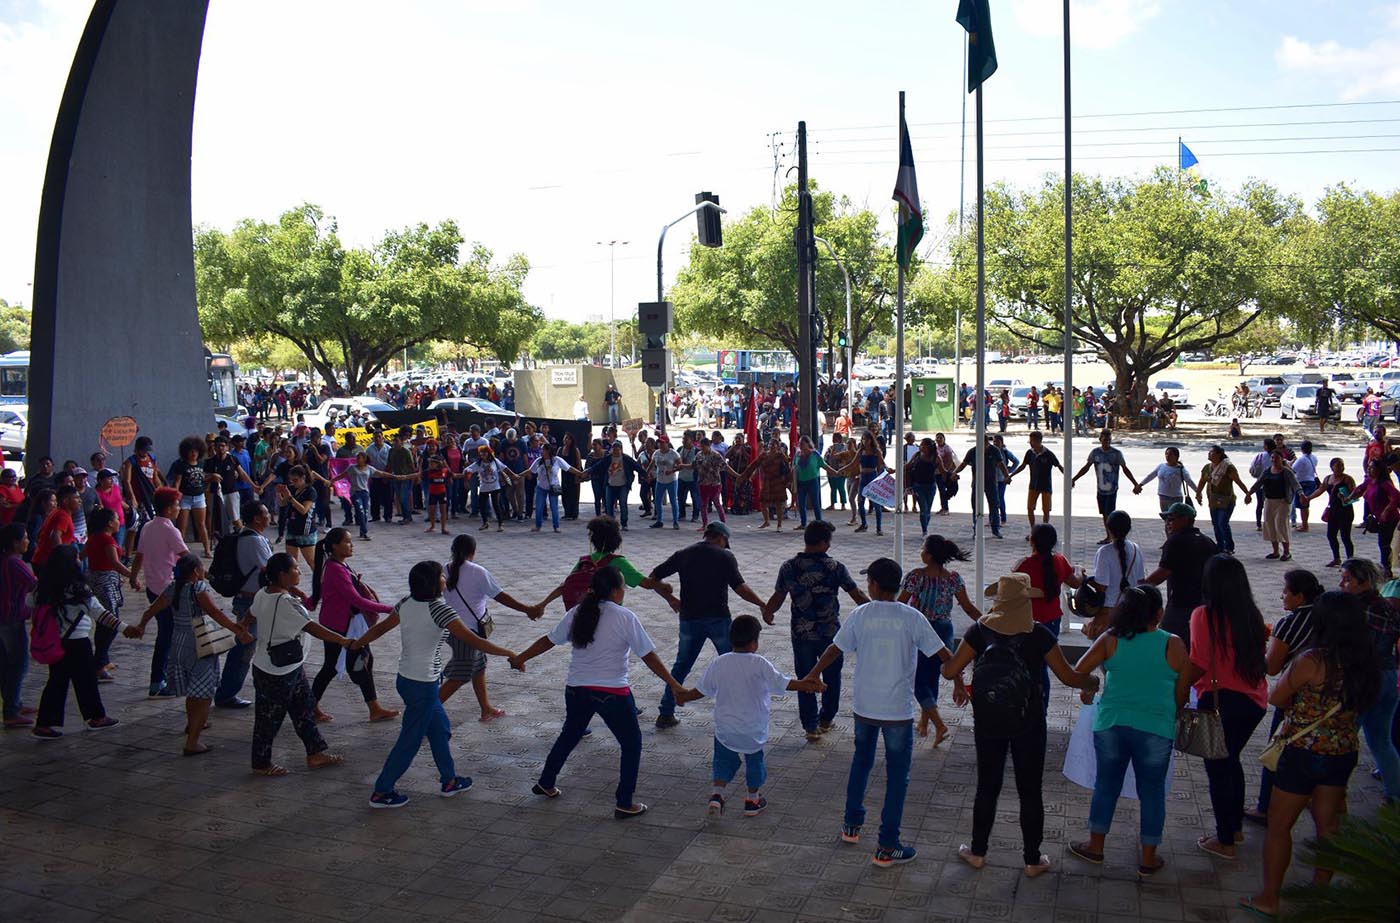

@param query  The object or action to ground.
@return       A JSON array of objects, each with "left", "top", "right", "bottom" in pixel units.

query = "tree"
[
  {"left": 671, "top": 182, "right": 904, "bottom": 380},
  {"left": 929, "top": 170, "right": 1299, "bottom": 420},
  {"left": 1291, "top": 185, "right": 1400, "bottom": 344},
  {"left": 0, "top": 299, "right": 30, "bottom": 354},
  {"left": 195, "top": 204, "right": 536, "bottom": 393},
  {"left": 1217, "top": 315, "right": 1289, "bottom": 375}
]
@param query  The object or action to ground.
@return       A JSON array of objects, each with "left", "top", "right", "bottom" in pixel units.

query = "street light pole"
[
  {"left": 597, "top": 240, "right": 629, "bottom": 368},
  {"left": 813, "top": 235, "right": 854, "bottom": 416}
]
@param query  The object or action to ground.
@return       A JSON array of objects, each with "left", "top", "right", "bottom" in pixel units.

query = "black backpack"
[
  {"left": 209, "top": 529, "right": 259, "bottom": 597},
  {"left": 971, "top": 634, "right": 1035, "bottom": 738}
]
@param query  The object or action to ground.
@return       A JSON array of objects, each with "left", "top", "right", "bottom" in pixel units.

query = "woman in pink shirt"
[
  {"left": 129, "top": 487, "right": 187, "bottom": 697},
  {"left": 307, "top": 528, "right": 397, "bottom": 722}
]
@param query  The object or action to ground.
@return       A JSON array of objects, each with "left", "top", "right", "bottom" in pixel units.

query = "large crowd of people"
[{"left": 1, "top": 397, "right": 1398, "bottom": 919}]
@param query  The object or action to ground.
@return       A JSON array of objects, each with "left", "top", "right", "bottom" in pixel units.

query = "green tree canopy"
[
  {"left": 1289, "top": 184, "right": 1400, "bottom": 344},
  {"left": 195, "top": 204, "right": 537, "bottom": 392},
  {"left": 670, "top": 182, "right": 905, "bottom": 376},
  {"left": 0, "top": 299, "right": 30, "bottom": 354}
]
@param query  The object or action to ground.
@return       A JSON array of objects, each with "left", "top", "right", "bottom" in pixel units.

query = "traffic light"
[
  {"left": 837, "top": 329, "right": 849, "bottom": 348},
  {"left": 696, "top": 192, "right": 722, "bottom": 248}
]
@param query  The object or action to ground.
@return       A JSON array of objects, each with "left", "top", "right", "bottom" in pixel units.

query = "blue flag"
[{"left": 1179, "top": 142, "right": 1198, "bottom": 171}]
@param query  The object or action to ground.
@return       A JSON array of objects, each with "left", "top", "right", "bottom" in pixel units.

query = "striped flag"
[{"left": 892, "top": 106, "right": 923, "bottom": 268}]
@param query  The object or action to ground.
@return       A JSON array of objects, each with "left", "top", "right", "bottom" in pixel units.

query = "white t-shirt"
[
  {"left": 832, "top": 599, "right": 945, "bottom": 721},
  {"left": 1292, "top": 453, "right": 1318, "bottom": 483},
  {"left": 394, "top": 596, "right": 461, "bottom": 683},
  {"left": 1092, "top": 539, "right": 1145, "bottom": 607},
  {"left": 696, "top": 651, "right": 790, "bottom": 754},
  {"left": 547, "top": 601, "right": 656, "bottom": 689},
  {"left": 651, "top": 449, "right": 680, "bottom": 484},
  {"left": 250, "top": 589, "right": 311, "bottom": 676},
  {"left": 466, "top": 459, "right": 508, "bottom": 493},
  {"left": 528, "top": 456, "right": 572, "bottom": 490},
  {"left": 444, "top": 561, "right": 503, "bottom": 632},
  {"left": 573, "top": 400, "right": 590, "bottom": 419}
]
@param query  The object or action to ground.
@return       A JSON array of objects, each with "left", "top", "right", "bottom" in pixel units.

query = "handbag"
[
  {"left": 455, "top": 586, "right": 493, "bottom": 638},
  {"left": 263, "top": 595, "right": 304, "bottom": 668},
  {"left": 1175, "top": 636, "right": 1228, "bottom": 759},
  {"left": 193, "top": 613, "right": 237, "bottom": 659},
  {"left": 1259, "top": 703, "right": 1340, "bottom": 772}
]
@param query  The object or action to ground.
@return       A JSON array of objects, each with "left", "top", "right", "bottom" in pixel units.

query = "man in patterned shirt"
[{"left": 766, "top": 521, "right": 869, "bottom": 741}]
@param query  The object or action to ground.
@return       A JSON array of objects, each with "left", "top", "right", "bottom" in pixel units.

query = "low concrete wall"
[{"left": 515, "top": 366, "right": 656, "bottom": 422}]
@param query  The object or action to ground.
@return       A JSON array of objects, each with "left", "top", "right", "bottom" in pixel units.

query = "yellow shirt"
[{"left": 1045, "top": 392, "right": 1062, "bottom": 413}]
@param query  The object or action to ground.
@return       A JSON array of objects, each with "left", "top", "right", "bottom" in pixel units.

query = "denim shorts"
[
  {"left": 179, "top": 493, "right": 206, "bottom": 511},
  {"left": 712, "top": 739, "right": 767, "bottom": 790},
  {"left": 1272, "top": 745, "right": 1357, "bottom": 796}
]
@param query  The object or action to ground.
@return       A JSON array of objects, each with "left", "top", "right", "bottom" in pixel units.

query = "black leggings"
[
  {"left": 1326, "top": 504, "right": 1354, "bottom": 561},
  {"left": 1377, "top": 520, "right": 1397, "bottom": 574},
  {"left": 971, "top": 723, "right": 1047, "bottom": 865},
  {"left": 479, "top": 490, "right": 507, "bottom": 526},
  {"left": 311, "top": 639, "right": 377, "bottom": 704},
  {"left": 1198, "top": 689, "right": 1266, "bottom": 846}
]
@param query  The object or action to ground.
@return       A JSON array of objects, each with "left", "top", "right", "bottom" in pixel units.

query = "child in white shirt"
[{"left": 682, "top": 615, "right": 822, "bottom": 817}]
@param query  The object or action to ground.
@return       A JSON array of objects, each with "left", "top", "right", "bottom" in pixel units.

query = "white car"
[
  {"left": 1151, "top": 380, "right": 1191, "bottom": 408},
  {"left": 1279, "top": 384, "right": 1340, "bottom": 421},
  {"left": 0, "top": 406, "right": 28, "bottom": 456},
  {"left": 429, "top": 397, "right": 512, "bottom": 416},
  {"left": 302, "top": 397, "right": 398, "bottom": 430}
]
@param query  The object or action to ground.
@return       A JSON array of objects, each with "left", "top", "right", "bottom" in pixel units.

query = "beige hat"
[{"left": 980, "top": 573, "right": 1043, "bottom": 635}]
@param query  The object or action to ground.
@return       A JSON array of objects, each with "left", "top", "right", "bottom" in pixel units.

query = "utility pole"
[
  {"left": 795, "top": 122, "right": 818, "bottom": 442},
  {"left": 597, "top": 240, "right": 629, "bottom": 368}
]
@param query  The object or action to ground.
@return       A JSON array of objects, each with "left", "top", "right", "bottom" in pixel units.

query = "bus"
[{"left": 0, "top": 351, "right": 28, "bottom": 404}]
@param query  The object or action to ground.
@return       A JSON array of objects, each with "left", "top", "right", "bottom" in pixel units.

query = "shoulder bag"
[
  {"left": 1175, "top": 632, "right": 1228, "bottom": 759},
  {"left": 190, "top": 586, "right": 238, "bottom": 659},
  {"left": 1259, "top": 703, "right": 1340, "bottom": 772},
  {"left": 455, "top": 585, "right": 493, "bottom": 638},
  {"left": 263, "top": 594, "right": 305, "bottom": 668}
]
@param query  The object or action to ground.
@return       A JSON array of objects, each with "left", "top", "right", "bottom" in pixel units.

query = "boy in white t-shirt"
[{"left": 680, "top": 615, "right": 824, "bottom": 817}]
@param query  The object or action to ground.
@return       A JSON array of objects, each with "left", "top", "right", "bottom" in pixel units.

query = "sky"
[{"left": 3, "top": 0, "right": 1400, "bottom": 326}]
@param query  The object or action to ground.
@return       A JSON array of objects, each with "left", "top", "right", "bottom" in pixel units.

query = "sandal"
[
  {"left": 1024, "top": 855, "right": 1051, "bottom": 878},
  {"left": 1236, "top": 897, "right": 1278, "bottom": 920},
  {"left": 1196, "top": 835, "right": 1236, "bottom": 860},
  {"left": 479, "top": 708, "right": 506, "bottom": 723},
  {"left": 182, "top": 744, "right": 212, "bottom": 757},
  {"left": 307, "top": 753, "right": 344, "bottom": 770},
  {"left": 532, "top": 782, "right": 562, "bottom": 798},
  {"left": 957, "top": 845, "right": 985, "bottom": 869},
  {"left": 1243, "top": 808, "right": 1268, "bottom": 827},
  {"left": 369, "top": 709, "right": 400, "bottom": 723},
  {"left": 1138, "top": 857, "right": 1165, "bottom": 878},
  {"left": 1068, "top": 841, "right": 1103, "bottom": 864},
  {"left": 253, "top": 765, "right": 289, "bottom": 777},
  {"left": 614, "top": 803, "right": 648, "bottom": 819}
]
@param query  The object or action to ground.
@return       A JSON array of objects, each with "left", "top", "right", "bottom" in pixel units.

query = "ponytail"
[
  {"left": 1030, "top": 524, "right": 1060, "bottom": 599},
  {"left": 1106, "top": 510, "right": 1132, "bottom": 589},
  {"left": 446, "top": 534, "right": 476, "bottom": 590},
  {"left": 569, "top": 565, "right": 624, "bottom": 649}
]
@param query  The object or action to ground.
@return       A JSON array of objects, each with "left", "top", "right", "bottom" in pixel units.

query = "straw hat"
[{"left": 980, "top": 573, "right": 1043, "bottom": 635}]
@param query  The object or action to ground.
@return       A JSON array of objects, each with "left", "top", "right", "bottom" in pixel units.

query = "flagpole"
[
  {"left": 974, "top": 83, "right": 986, "bottom": 598},
  {"left": 956, "top": 33, "right": 967, "bottom": 415},
  {"left": 1062, "top": 0, "right": 1073, "bottom": 550},
  {"left": 895, "top": 91, "right": 907, "bottom": 566}
]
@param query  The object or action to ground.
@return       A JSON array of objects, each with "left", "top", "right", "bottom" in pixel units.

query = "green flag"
[{"left": 956, "top": 0, "right": 998, "bottom": 92}]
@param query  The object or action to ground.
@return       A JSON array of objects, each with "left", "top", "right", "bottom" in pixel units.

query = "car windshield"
[
  {"left": 1295, "top": 386, "right": 1316, "bottom": 397},
  {"left": 1154, "top": 381, "right": 1183, "bottom": 390},
  {"left": 356, "top": 400, "right": 396, "bottom": 413}
]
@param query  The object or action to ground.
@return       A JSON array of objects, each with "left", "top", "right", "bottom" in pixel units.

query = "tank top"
[
  {"left": 1095, "top": 629, "right": 1177, "bottom": 740},
  {"left": 1279, "top": 673, "right": 1358, "bottom": 756}
]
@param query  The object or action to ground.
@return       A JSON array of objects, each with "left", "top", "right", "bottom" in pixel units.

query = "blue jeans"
[
  {"left": 912, "top": 483, "right": 934, "bottom": 533},
  {"left": 1039, "top": 618, "right": 1061, "bottom": 715},
  {"left": 350, "top": 489, "right": 370, "bottom": 537},
  {"left": 914, "top": 618, "right": 955, "bottom": 708},
  {"left": 215, "top": 594, "right": 257, "bottom": 704},
  {"left": 792, "top": 637, "right": 842, "bottom": 731},
  {"left": 713, "top": 739, "right": 767, "bottom": 791},
  {"left": 659, "top": 616, "right": 732, "bottom": 717},
  {"left": 374, "top": 675, "right": 455, "bottom": 794},
  {"left": 604, "top": 484, "right": 630, "bottom": 526},
  {"left": 653, "top": 480, "right": 679, "bottom": 525},
  {"left": 1210, "top": 503, "right": 1235, "bottom": 553},
  {"left": 796, "top": 479, "right": 822, "bottom": 526},
  {"left": 844, "top": 718, "right": 914, "bottom": 849},
  {"left": 0, "top": 621, "right": 29, "bottom": 719},
  {"left": 396, "top": 480, "right": 414, "bottom": 520},
  {"left": 147, "top": 601, "right": 174, "bottom": 691},
  {"left": 1089, "top": 724, "right": 1173, "bottom": 845},
  {"left": 857, "top": 480, "right": 883, "bottom": 531},
  {"left": 1361, "top": 668, "right": 1400, "bottom": 800},
  {"left": 607, "top": 404, "right": 620, "bottom": 424},
  {"left": 996, "top": 481, "right": 1008, "bottom": 524},
  {"left": 534, "top": 486, "right": 560, "bottom": 529},
  {"left": 677, "top": 479, "right": 698, "bottom": 519},
  {"left": 541, "top": 686, "right": 641, "bottom": 808}
]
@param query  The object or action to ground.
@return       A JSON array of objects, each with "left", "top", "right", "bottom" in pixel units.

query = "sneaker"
[
  {"left": 655, "top": 714, "right": 679, "bottom": 729},
  {"left": 840, "top": 824, "right": 861, "bottom": 844},
  {"left": 440, "top": 776, "right": 474, "bottom": 797},
  {"left": 743, "top": 796, "right": 767, "bottom": 817},
  {"left": 672, "top": 522, "right": 680, "bottom": 530},
  {"left": 818, "top": 720, "right": 835, "bottom": 733},
  {"left": 708, "top": 793, "right": 725, "bottom": 816},
  {"left": 369, "top": 790, "right": 410, "bottom": 809},
  {"left": 215, "top": 698, "right": 252, "bottom": 710},
  {"left": 650, "top": 521, "right": 664, "bottom": 529},
  {"left": 32, "top": 726, "right": 63, "bottom": 740},
  {"left": 86, "top": 716, "right": 119, "bottom": 731},
  {"left": 359, "top": 534, "right": 372, "bottom": 542},
  {"left": 532, "top": 782, "right": 562, "bottom": 798},
  {"left": 804, "top": 728, "right": 821, "bottom": 742},
  {"left": 147, "top": 683, "right": 167, "bottom": 698},
  {"left": 872, "top": 844, "right": 917, "bottom": 867}
]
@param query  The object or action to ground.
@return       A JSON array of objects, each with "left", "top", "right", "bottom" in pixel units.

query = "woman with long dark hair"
[
  {"left": 1087, "top": 511, "right": 1145, "bottom": 638},
  {"left": 1014, "top": 524, "right": 1084, "bottom": 711},
  {"left": 1069, "top": 584, "right": 1188, "bottom": 876},
  {"left": 898, "top": 534, "right": 981, "bottom": 744},
  {"left": 307, "top": 528, "right": 397, "bottom": 723},
  {"left": 1176, "top": 554, "right": 1269, "bottom": 859},
  {"left": 1306, "top": 457, "right": 1356, "bottom": 567},
  {"left": 356, "top": 560, "right": 519, "bottom": 808},
  {"left": 1345, "top": 459, "right": 1399, "bottom": 579},
  {"left": 1245, "top": 569, "right": 1323, "bottom": 826},
  {"left": 1242, "top": 591, "right": 1381, "bottom": 919},
  {"left": 133, "top": 552, "right": 251, "bottom": 755},
  {"left": 512, "top": 565, "right": 690, "bottom": 818},
  {"left": 558, "top": 432, "right": 584, "bottom": 520},
  {"left": 847, "top": 431, "right": 890, "bottom": 535},
  {"left": 439, "top": 533, "right": 540, "bottom": 720}
]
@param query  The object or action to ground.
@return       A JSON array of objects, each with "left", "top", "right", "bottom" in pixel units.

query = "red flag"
[
  {"left": 790, "top": 409, "right": 800, "bottom": 460},
  {"left": 744, "top": 386, "right": 759, "bottom": 452}
]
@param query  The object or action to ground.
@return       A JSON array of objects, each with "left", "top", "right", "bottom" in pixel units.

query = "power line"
[{"left": 812, "top": 146, "right": 1400, "bottom": 166}]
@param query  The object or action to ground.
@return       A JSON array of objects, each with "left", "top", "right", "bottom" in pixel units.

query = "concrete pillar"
[{"left": 28, "top": 0, "right": 212, "bottom": 471}]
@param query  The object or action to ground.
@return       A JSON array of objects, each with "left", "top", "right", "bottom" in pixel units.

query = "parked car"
[
  {"left": 1279, "top": 384, "right": 1341, "bottom": 421},
  {"left": 1245, "top": 376, "right": 1289, "bottom": 406},
  {"left": 0, "top": 406, "right": 28, "bottom": 457},
  {"left": 429, "top": 397, "right": 512, "bottom": 416},
  {"left": 1328, "top": 372, "right": 1370, "bottom": 402},
  {"left": 302, "top": 397, "right": 398, "bottom": 429},
  {"left": 1357, "top": 383, "right": 1400, "bottom": 425},
  {"left": 1150, "top": 380, "right": 1191, "bottom": 408}
]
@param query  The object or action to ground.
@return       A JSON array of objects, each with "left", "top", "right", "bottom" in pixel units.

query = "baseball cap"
[
  {"left": 703, "top": 521, "right": 732, "bottom": 545},
  {"left": 1159, "top": 501, "right": 1197, "bottom": 521},
  {"left": 860, "top": 557, "right": 903, "bottom": 592}
]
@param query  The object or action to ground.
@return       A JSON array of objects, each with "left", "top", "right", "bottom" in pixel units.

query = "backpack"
[
  {"left": 209, "top": 529, "right": 259, "bottom": 597},
  {"left": 971, "top": 634, "right": 1035, "bottom": 738},
  {"left": 30, "top": 603, "right": 80, "bottom": 665},
  {"left": 560, "top": 553, "right": 618, "bottom": 609}
]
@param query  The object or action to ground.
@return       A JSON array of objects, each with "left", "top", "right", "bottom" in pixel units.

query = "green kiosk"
[{"left": 911, "top": 376, "right": 956, "bottom": 432}]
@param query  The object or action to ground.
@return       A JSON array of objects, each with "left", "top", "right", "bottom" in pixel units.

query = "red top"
[
  {"left": 32, "top": 509, "right": 75, "bottom": 567},
  {"left": 309, "top": 558, "right": 394, "bottom": 634},
  {"left": 1015, "top": 552, "right": 1074, "bottom": 624},
  {"left": 0, "top": 485, "right": 24, "bottom": 526},
  {"left": 84, "top": 532, "right": 121, "bottom": 572},
  {"left": 1189, "top": 606, "right": 1269, "bottom": 709},
  {"left": 426, "top": 471, "right": 449, "bottom": 497}
]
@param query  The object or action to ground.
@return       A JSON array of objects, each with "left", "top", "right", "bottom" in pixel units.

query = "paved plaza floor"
[{"left": 2, "top": 459, "right": 1392, "bottom": 922}]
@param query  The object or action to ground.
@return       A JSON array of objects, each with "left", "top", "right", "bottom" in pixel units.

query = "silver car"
[
  {"left": 1279, "top": 384, "right": 1340, "bottom": 420},
  {"left": 0, "top": 406, "right": 27, "bottom": 456}
]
